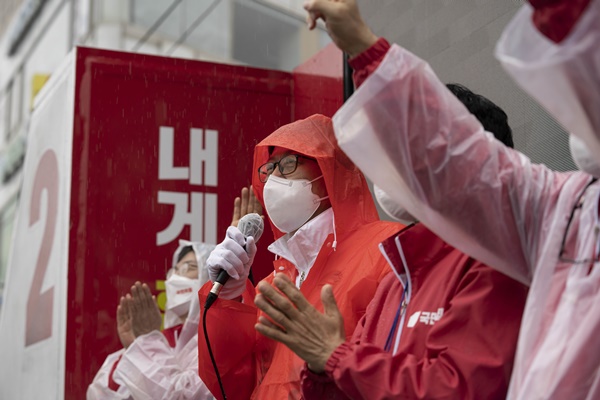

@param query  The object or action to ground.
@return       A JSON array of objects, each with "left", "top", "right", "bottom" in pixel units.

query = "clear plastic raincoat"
[{"left": 332, "top": 2, "right": 600, "bottom": 397}]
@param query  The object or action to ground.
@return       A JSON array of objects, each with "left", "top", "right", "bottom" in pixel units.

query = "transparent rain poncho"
[{"left": 332, "top": 2, "right": 600, "bottom": 397}]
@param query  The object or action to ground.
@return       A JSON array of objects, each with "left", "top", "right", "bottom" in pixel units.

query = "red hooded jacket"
[
  {"left": 301, "top": 223, "right": 528, "bottom": 399},
  {"left": 197, "top": 115, "right": 401, "bottom": 399}
]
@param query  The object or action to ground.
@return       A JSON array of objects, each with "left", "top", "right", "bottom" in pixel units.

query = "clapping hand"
[
  {"left": 117, "top": 296, "right": 135, "bottom": 349},
  {"left": 230, "top": 186, "right": 263, "bottom": 228},
  {"left": 254, "top": 273, "right": 346, "bottom": 373},
  {"left": 129, "top": 282, "right": 162, "bottom": 338}
]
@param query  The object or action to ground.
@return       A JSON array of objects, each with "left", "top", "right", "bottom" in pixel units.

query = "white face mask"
[
  {"left": 570, "top": 135, "right": 600, "bottom": 178},
  {"left": 373, "top": 184, "right": 417, "bottom": 224},
  {"left": 165, "top": 274, "right": 201, "bottom": 319},
  {"left": 263, "top": 174, "right": 329, "bottom": 233}
]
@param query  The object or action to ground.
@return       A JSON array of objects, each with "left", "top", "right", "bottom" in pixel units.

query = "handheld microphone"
[{"left": 205, "top": 213, "right": 264, "bottom": 309}]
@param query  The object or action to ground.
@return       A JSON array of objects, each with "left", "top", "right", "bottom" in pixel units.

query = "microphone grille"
[{"left": 237, "top": 213, "right": 264, "bottom": 243}]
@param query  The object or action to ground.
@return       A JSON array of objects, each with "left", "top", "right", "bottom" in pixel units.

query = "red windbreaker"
[
  {"left": 197, "top": 115, "right": 401, "bottom": 399},
  {"left": 301, "top": 223, "right": 528, "bottom": 399}
]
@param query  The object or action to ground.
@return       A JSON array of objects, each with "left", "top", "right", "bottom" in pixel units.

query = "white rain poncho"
[
  {"left": 332, "top": 3, "right": 600, "bottom": 398},
  {"left": 87, "top": 242, "right": 216, "bottom": 400},
  {"left": 496, "top": 0, "right": 600, "bottom": 166}
]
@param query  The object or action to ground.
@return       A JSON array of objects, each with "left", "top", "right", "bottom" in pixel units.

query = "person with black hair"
[
  {"left": 446, "top": 83, "right": 514, "bottom": 149},
  {"left": 299, "top": 0, "right": 600, "bottom": 398}
]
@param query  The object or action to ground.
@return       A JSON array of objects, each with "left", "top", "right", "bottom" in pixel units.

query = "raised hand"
[
  {"left": 230, "top": 186, "right": 264, "bottom": 227},
  {"left": 254, "top": 273, "right": 346, "bottom": 373},
  {"left": 206, "top": 226, "right": 256, "bottom": 300},
  {"left": 116, "top": 296, "right": 135, "bottom": 349},
  {"left": 129, "top": 282, "right": 162, "bottom": 338},
  {"left": 304, "top": 0, "right": 378, "bottom": 58}
]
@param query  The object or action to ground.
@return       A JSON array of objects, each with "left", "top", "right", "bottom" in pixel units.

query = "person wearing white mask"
[
  {"left": 87, "top": 241, "right": 215, "bottom": 400},
  {"left": 198, "top": 114, "right": 401, "bottom": 400},
  {"left": 252, "top": 87, "right": 528, "bottom": 400},
  {"left": 303, "top": 0, "right": 600, "bottom": 398}
]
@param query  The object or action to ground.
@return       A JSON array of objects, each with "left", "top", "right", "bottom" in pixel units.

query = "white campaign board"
[{"left": 0, "top": 51, "right": 74, "bottom": 399}]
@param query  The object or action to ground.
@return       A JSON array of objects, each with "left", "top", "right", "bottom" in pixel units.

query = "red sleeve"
[
  {"left": 300, "top": 366, "right": 348, "bottom": 400},
  {"left": 323, "top": 264, "right": 528, "bottom": 400},
  {"left": 301, "top": 310, "right": 370, "bottom": 399},
  {"left": 107, "top": 354, "right": 123, "bottom": 391},
  {"left": 197, "top": 280, "right": 258, "bottom": 400},
  {"left": 348, "top": 38, "right": 391, "bottom": 88},
  {"left": 528, "top": 0, "right": 592, "bottom": 42}
]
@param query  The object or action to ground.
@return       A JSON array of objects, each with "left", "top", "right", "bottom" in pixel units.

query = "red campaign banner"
[{"left": 63, "top": 46, "right": 342, "bottom": 398}]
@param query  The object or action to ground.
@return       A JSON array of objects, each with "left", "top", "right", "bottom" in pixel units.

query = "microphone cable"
[
  {"left": 202, "top": 305, "right": 227, "bottom": 400},
  {"left": 201, "top": 213, "right": 263, "bottom": 399}
]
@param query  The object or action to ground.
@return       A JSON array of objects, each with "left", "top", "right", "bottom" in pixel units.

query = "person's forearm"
[{"left": 334, "top": 43, "right": 561, "bottom": 284}]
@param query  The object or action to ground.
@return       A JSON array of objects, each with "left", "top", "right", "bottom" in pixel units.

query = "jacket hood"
[{"left": 252, "top": 114, "right": 380, "bottom": 240}]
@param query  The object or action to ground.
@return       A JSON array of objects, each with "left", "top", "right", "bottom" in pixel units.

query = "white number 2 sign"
[{"left": 25, "top": 150, "right": 58, "bottom": 346}]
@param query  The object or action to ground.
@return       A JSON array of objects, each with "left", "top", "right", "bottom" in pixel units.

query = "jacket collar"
[
  {"left": 268, "top": 208, "right": 334, "bottom": 274},
  {"left": 379, "top": 223, "right": 451, "bottom": 282}
]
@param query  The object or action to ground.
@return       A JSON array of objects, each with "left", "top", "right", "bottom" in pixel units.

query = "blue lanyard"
[{"left": 384, "top": 284, "right": 408, "bottom": 353}]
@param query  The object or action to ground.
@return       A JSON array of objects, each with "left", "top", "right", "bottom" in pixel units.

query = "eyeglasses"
[
  {"left": 257, "top": 154, "right": 310, "bottom": 183},
  {"left": 173, "top": 261, "right": 199, "bottom": 275},
  {"left": 558, "top": 177, "right": 598, "bottom": 264}
]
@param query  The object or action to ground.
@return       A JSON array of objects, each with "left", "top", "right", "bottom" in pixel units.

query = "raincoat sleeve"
[
  {"left": 112, "top": 330, "right": 212, "bottom": 400},
  {"left": 350, "top": 38, "right": 391, "bottom": 88},
  {"left": 299, "top": 314, "right": 368, "bottom": 399},
  {"left": 303, "top": 263, "right": 527, "bottom": 400},
  {"left": 495, "top": 0, "right": 600, "bottom": 163},
  {"left": 528, "top": 0, "right": 591, "bottom": 42},
  {"left": 87, "top": 349, "right": 131, "bottom": 399},
  {"left": 333, "top": 42, "right": 576, "bottom": 285},
  {"left": 197, "top": 279, "right": 259, "bottom": 400}
]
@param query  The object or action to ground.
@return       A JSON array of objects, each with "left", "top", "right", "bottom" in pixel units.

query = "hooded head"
[
  {"left": 164, "top": 240, "right": 215, "bottom": 329},
  {"left": 252, "top": 114, "right": 379, "bottom": 240}
]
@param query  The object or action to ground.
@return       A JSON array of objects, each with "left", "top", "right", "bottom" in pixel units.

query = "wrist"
[
  {"left": 347, "top": 30, "right": 379, "bottom": 58},
  {"left": 306, "top": 362, "right": 325, "bottom": 374}
]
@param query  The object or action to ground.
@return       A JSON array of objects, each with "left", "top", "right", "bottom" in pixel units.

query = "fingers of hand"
[
  {"left": 255, "top": 292, "right": 292, "bottom": 330},
  {"left": 256, "top": 282, "right": 298, "bottom": 322},
  {"left": 249, "top": 187, "right": 263, "bottom": 215},
  {"left": 257, "top": 315, "right": 282, "bottom": 331},
  {"left": 245, "top": 236, "right": 257, "bottom": 260},
  {"left": 231, "top": 197, "right": 241, "bottom": 226},
  {"left": 210, "top": 245, "right": 248, "bottom": 279},
  {"left": 240, "top": 187, "right": 249, "bottom": 214},
  {"left": 116, "top": 304, "right": 125, "bottom": 324},
  {"left": 255, "top": 316, "right": 288, "bottom": 343},
  {"left": 273, "top": 274, "right": 312, "bottom": 312},
  {"left": 226, "top": 226, "right": 247, "bottom": 247},
  {"left": 304, "top": 0, "right": 332, "bottom": 22},
  {"left": 141, "top": 283, "right": 154, "bottom": 308},
  {"left": 130, "top": 283, "right": 142, "bottom": 312},
  {"left": 321, "top": 284, "right": 341, "bottom": 318},
  {"left": 124, "top": 294, "right": 133, "bottom": 317}
]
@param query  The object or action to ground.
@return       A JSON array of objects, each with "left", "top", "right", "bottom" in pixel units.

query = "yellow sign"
[{"left": 30, "top": 73, "right": 50, "bottom": 109}]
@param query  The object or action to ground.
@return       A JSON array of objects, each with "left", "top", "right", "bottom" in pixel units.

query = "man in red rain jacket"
[{"left": 197, "top": 114, "right": 401, "bottom": 399}]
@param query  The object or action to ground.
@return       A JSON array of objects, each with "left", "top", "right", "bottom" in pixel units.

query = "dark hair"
[
  {"left": 446, "top": 83, "right": 514, "bottom": 148},
  {"left": 176, "top": 245, "right": 195, "bottom": 263}
]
